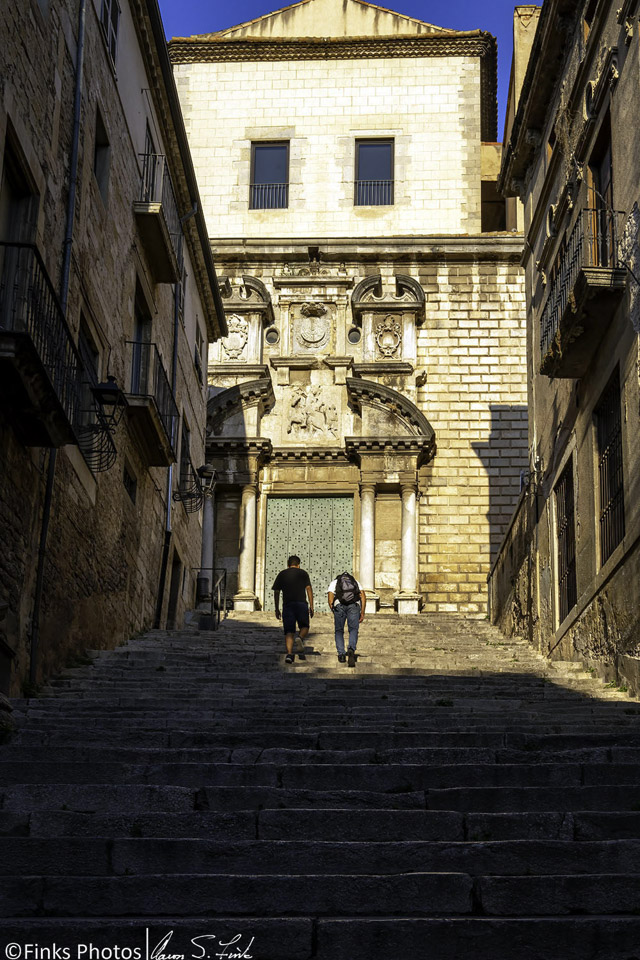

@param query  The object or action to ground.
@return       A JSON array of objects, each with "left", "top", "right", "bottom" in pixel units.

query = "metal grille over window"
[
  {"left": 555, "top": 460, "right": 577, "bottom": 624},
  {"left": 250, "top": 143, "right": 289, "bottom": 209},
  {"left": 355, "top": 140, "right": 394, "bottom": 206},
  {"left": 596, "top": 368, "right": 625, "bottom": 565},
  {"left": 100, "top": 0, "right": 120, "bottom": 65}
]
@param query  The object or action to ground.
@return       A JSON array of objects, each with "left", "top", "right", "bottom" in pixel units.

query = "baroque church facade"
[{"left": 170, "top": 0, "right": 529, "bottom": 615}]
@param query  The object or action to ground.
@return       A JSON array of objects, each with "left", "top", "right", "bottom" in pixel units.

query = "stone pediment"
[
  {"left": 199, "top": 0, "right": 455, "bottom": 41},
  {"left": 347, "top": 377, "right": 434, "bottom": 441},
  {"left": 219, "top": 275, "right": 274, "bottom": 325},
  {"left": 351, "top": 274, "right": 426, "bottom": 324}
]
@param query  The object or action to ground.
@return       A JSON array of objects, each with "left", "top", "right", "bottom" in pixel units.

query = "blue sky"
[{"left": 158, "top": 0, "right": 525, "bottom": 137}]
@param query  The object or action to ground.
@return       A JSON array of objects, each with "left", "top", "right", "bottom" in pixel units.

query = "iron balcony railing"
[
  {"left": 139, "top": 153, "right": 183, "bottom": 270},
  {"left": 126, "top": 340, "right": 178, "bottom": 452},
  {"left": 250, "top": 182, "right": 288, "bottom": 209},
  {"left": 174, "top": 457, "right": 204, "bottom": 514},
  {"left": 0, "top": 241, "right": 82, "bottom": 428},
  {"left": 355, "top": 179, "right": 394, "bottom": 206},
  {"left": 540, "top": 207, "right": 624, "bottom": 356}
]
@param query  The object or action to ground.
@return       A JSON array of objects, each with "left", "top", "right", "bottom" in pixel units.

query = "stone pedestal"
[
  {"left": 234, "top": 483, "right": 258, "bottom": 611},
  {"left": 396, "top": 482, "right": 420, "bottom": 614}
]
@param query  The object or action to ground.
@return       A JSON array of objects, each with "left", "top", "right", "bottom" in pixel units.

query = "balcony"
[
  {"left": 539, "top": 208, "right": 627, "bottom": 378},
  {"left": 173, "top": 457, "right": 204, "bottom": 514},
  {"left": 0, "top": 242, "right": 81, "bottom": 446},
  {"left": 125, "top": 341, "right": 178, "bottom": 466},
  {"left": 133, "top": 154, "right": 183, "bottom": 283},
  {"left": 249, "top": 182, "right": 288, "bottom": 210},
  {"left": 355, "top": 180, "right": 394, "bottom": 206}
]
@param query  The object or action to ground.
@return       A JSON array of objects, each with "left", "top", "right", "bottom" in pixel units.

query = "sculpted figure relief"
[{"left": 287, "top": 384, "right": 339, "bottom": 439}]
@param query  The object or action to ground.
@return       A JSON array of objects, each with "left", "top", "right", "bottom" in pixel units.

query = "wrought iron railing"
[
  {"left": 0, "top": 242, "right": 82, "bottom": 428},
  {"left": 250, "top": 182, "right": 288, "bottom": 209},
  {"left": 596, "top": 369, "right": 625, "bottom": 565},
  {"left": 138, "top": 153, "right": 183, "bottom": 270},
  {"left": 195, "top": 566, "right": 228, "bottom": 631},
  {"left": 173, "top": 458, "right": 204, "bottom": 513},
  {"left": 126, "top": 340, "right": 178, "bottom": 453},
  {"left": 355, "top": 179, "right": 394, "bottom": 206},
  {"left": 540, "top": 207, "right": 625, "bottom": 356}
]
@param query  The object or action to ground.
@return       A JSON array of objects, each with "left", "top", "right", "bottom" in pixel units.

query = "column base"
[
  {"left": 233, "top": 592, "right": 258, "bottom": 612},
  {"left": 395, "top": 593, "right": 421, "bottom": 615},
  {"left": 363, "top": 592, "right": 380, "bottom": 613}
]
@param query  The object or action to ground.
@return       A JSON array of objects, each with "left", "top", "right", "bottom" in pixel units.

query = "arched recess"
[{"left": 207, "top": 377, "right": 275, "bottom": 439}]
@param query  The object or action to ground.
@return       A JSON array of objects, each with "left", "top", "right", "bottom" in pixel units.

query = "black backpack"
[{"left": 335, "top": 572, "right": 359, "bottom": 605}]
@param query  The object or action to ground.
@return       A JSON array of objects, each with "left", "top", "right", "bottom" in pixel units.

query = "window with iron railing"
[
  {"left": 250, "top": 142, "right": 289, "bottom": 210},
  {"left": 555, "top": 459, "right": 577, "bottom": 624},
  {"left": 138, "top": 152, "right": 183, "bottom": 271},
  {"left": 126, "top": 339, "right": 178, "bottom": 453},
  {"left": 355, "top": 139, "right": 394, "bottom": 206},
  {"left": 595, "top": 368, "right": 625, "bottom": 565}
]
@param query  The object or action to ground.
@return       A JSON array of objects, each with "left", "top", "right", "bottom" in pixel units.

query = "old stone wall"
[
  {"left": 0, "top": 0, "right": 211, "bottom": 694},
  {"left": 174, "top": 53, "right": 482, "bottom": 239}
]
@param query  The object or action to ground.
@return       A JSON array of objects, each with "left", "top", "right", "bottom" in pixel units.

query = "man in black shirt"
[{"left": 272, "top": 555, "right": 314, "bottom": 664}]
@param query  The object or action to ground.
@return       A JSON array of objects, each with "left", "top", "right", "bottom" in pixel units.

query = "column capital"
[
  {"left": 359, "top": 481, "right": 377, "bottom": 496},
  {"left": 400, "top": 481, "right": 417, "bottom": 496}
]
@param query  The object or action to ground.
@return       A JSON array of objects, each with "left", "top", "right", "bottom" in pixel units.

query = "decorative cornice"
[
  {"left": 270, "top": 357, "right": 320, "bottom": 369},
  {"left": 170, "top": 34, "right": 497, "bottom": 140},
  {"left": 352, "top": 362, "right": 414, "bottom": 376},
  {"left": 272, "top": 275, "right": 354, "bottom": 288},
  {"left": 208, "top": 363, "right": 270, "bottom": 379},
  {"left": 206, "top": 438, "right": 273, "bottom": 455},
  {"left": 323, "top": 356, "right": 354, "bottom": 369},
  {"left": 272, "top": 446, "right": 352, "bottom": 462},
  {"left": 345, "top": 435, "right": 436, "bottom": 465}
]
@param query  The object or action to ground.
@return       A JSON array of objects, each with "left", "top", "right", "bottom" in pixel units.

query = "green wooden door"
[{"left": 264, "top": 497, "right": 354, "bottom": 612}]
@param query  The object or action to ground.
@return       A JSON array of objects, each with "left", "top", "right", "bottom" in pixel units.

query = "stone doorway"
[{"left": 263, "top": 497, "right": 354, "bottom": 613}]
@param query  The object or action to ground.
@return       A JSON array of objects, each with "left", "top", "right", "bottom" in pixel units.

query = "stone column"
[
  {"left": 198, "top": 492, "right": 215, "bottom": 607},
  {"left": 234, "top": 483, "right": 258, "bottom": 611},
  {"left": 359, "top": 483, "right": 379, "bottom": 612},
  {"left": 397, "top": 482, "right": 420, "bottom": 614}
]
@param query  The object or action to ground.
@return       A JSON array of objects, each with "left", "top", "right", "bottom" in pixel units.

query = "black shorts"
[{"left": 282, "top": 601, "right": 310, "bottom": 635}]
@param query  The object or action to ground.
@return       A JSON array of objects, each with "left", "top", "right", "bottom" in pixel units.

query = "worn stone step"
[
  {"left": 1, "top": 873, "right": 473, "bottom": 917},
  {"left": 479, "top": 874, "right": 640, "bottom": 915},
  {"left": 428, "top": 785, "right": 640, "bottom": 812},
  {"left": 3, "top": 838, "right": 636, "bottom": 878}
]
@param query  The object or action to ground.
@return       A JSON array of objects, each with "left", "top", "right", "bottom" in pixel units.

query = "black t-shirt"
[{"left": 272, "top": 567, "right": 311, "bottom": 604}]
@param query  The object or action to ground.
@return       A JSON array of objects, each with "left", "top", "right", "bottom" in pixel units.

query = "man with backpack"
[{"left": 327, "top": 572, "right": 366, "bottom": 667}]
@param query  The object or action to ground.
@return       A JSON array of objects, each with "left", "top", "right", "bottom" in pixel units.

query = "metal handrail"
[
  {"left": 195, "top": 566, "right": 228, "bottom": 630},
  {"left": 355, "top": 179, "right": 394, "bottom": 206},
  {"left": 540, "top": 207, "right": 625, "bottom": 355},
  {"left": 250, "top": 182, "right": 288, "bottom": 209},
  {"left": 125, "top": 340, "right": 178, "bottom": 454},
  {"left": 0, "top": 241, "right": 82, "bottom": 427},
  {"left": 138, "top": 153, "right": 183, "bottom": 270}
]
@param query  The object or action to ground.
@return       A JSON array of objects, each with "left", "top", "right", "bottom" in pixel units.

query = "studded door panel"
[{"left": 264, "top": 497, "right": 354, "bottom": 612}]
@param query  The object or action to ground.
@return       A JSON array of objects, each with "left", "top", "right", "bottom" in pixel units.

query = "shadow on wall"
[{"left": 472, "top": 405, "right": 529, "bottom": 563}]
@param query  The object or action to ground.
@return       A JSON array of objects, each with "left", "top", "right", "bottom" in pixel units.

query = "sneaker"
[
  {"left": 297, "top": 650, "right": 306, "bottom": 661},
  {"left": 285, "top": 653, "right": 295, "bottom": 664},
  {"left": 347, "top": 647, "right": 356, "bottom": 668},
  {"left": 337, "top": 653, "right": 346, "bottom": 663},
  {"left": 294, "top": 635, "right": 304, "bottom": 652}
]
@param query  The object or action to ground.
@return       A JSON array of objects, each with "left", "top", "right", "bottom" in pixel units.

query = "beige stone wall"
[
  {"left": 416, "top": 260, "right": 528, "bottom": 614},
  {"left": 174, "top": 53, "right": 482, "bottom": 239}
]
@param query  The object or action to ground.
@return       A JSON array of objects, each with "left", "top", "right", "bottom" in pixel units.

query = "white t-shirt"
[{"left": 327, "top": 576, "right": 363, "bottom": 605}]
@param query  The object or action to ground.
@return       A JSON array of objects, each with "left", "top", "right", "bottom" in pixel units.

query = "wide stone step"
[
  {"left": 3, "top": 838, "right": 638, "bottom": 878},
  {"left": 2, "top": 917, "right": 640, "bottom": 960},
  {"left": 1, "top": 872, "right": 473, "bottom": 917}
]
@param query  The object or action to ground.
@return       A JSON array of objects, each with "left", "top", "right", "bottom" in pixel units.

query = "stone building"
[
  {"left": 0, "top": 0, "right": 225, "bottom": 694},
  {"left": 170, "top": 0, "right": 528, "bottom": 615},
  {"left": 494, "top": 0, "right": 640, "bottom": 672}
]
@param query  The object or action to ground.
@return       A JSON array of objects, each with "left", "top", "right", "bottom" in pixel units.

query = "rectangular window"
[
  {"left": 123, "top": 463, "right": 137, "bottom": 504},
  {"left": 596, "top": 367, "right": 625, "bottom": 565},
  {"left": 194, "top": 322, "right": 204, "bottom": 385},
  {"left": 100, "top": 0, "right": 120, "bottom": 66},
  {"left": 355, "top": 139, "right": 394, "bottom": 206},
  {"left": 250, "top": 142, "right": 289, "bottom": 209},
  {"left": 587, "top": 116, "right": 614, "bottom": 267},
  {"left": 93, "top": 108, "right": 111, "bottom": 204},
  {"left": 179, "top": 419, "right": 191, "bottom": 488},
  {"left": 555, "top": 459, "right": 577, "bottom": 624}
]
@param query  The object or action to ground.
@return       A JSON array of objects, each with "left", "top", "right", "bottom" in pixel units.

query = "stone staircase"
[{"left": 2, "top": 612, "right": 640, "bottom": 959}]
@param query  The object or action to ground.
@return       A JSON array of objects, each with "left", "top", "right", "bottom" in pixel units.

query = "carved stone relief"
[
  {"left": 292, "top": 302, "right": 332, "bottom": 353},
  {"left": 221, "top": 315, "right": 249, "bottom": 361},
  {"left": 287, "top": 383, "right": 339, "bottom": 439},
  {"left": 375, "top": 316, "right": 402, "bottom": 358}
]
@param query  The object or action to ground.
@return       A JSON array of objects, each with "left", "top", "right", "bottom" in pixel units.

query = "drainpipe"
[
  {"left": 153, "top": 260, "right": 182, "bottom": 628},
  {"left": 29, "top": 0, "right": 86, "bottom": 686}
]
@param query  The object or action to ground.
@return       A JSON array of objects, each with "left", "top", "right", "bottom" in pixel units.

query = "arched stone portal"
[{"left": 203, "top": 367, "right": 436, "bottom": 614}]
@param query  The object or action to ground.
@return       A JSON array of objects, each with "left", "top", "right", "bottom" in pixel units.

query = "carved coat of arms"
[
  {"left": 375, "top": 316, "right": 402, "bottom": 357},
  {"left": 221, "top": 315, "right": 248, "bottom": 360},
  {"left": 295, "top": 302, "right": 330, "bottom": 350}
]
